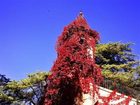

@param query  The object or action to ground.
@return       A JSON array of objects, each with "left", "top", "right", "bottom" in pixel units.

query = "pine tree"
[
  {"left": 0, "top": 74, "right": 10, "bottom": 86},
  {"left": 0, "top": 74, "right": 12, "bottom": 105},
  {"left": 96, "top": 42, "right": 138, "bottom": 84},
  {"left": 95, "top": 42, "right": 140, "bottom": 97},
  {"left": 0, "top": 72, "right": 49, "bottom": 105}
]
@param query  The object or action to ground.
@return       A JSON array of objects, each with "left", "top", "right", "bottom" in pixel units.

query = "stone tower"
[{"left": 44, "top": 13, "right": 102, "bottom": 105}]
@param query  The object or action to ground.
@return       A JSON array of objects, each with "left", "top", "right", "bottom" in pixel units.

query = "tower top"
[
  {"left": 79, "top": 11, "right": 84, "bottom": 17},
  {"left": 74, "top": 11, "right": 89, "bottom": 28}
]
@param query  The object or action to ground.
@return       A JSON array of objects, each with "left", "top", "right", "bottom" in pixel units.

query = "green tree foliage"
[
  {"left": 0, "top": 74, "right": 10, "bottom": 86},
  {"left": 95, "top": 42, "right": 140, "bottom": 97},
  {"left": 96, "top": 42, "right": 138, "bottom": 83},
  {"left": 0, "top": 72, "right": 49, "bottom": 105},
  {"left": 0, "top": 74, "right": 12, "bottom": 105},
  {"left": 131, "top": 66, "right": 140, "bottom": 91}
]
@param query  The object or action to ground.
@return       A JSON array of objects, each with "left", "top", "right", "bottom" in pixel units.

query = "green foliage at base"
[{"left": 0, "top": 72, "right": 49, "bottom": 105}]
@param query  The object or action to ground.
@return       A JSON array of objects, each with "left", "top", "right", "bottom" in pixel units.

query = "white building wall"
[{"left": 98, "top": 86, "right": 139, "bottom": 105}]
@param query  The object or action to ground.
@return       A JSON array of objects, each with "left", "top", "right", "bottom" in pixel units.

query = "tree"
[
  {"left": 0, "top": 74, "right": 12, "bottom": 105},
  {"left": 0, "top": 74, "right": 10, "bottom": 86},
  {"left": 0, "top": 72, "right": 49, "bottom": 105},
  {"left": 131, "top": 65, "right": 140, "bottom": 91},
  {"left": 95, "top": 42, "right": 140, "bottom": 97}
]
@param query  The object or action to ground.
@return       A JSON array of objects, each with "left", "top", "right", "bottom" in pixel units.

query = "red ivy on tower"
[{"left": 44, "top": 13, "right": 132, "bottom": 105}]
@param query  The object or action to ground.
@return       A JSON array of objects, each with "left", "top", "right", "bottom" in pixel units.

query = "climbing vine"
[{"left": 44, "top": 14, "right": 132, "bottom": 105}]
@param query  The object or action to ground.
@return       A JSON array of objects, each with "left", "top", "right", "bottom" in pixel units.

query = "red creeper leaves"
[{"left": 44, "top": 14, "right": 131, "bottom": 105}]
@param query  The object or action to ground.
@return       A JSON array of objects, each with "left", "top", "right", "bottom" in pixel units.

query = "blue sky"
[{"left": 0, "top": 0, "right": 140, "bottom": 80}]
